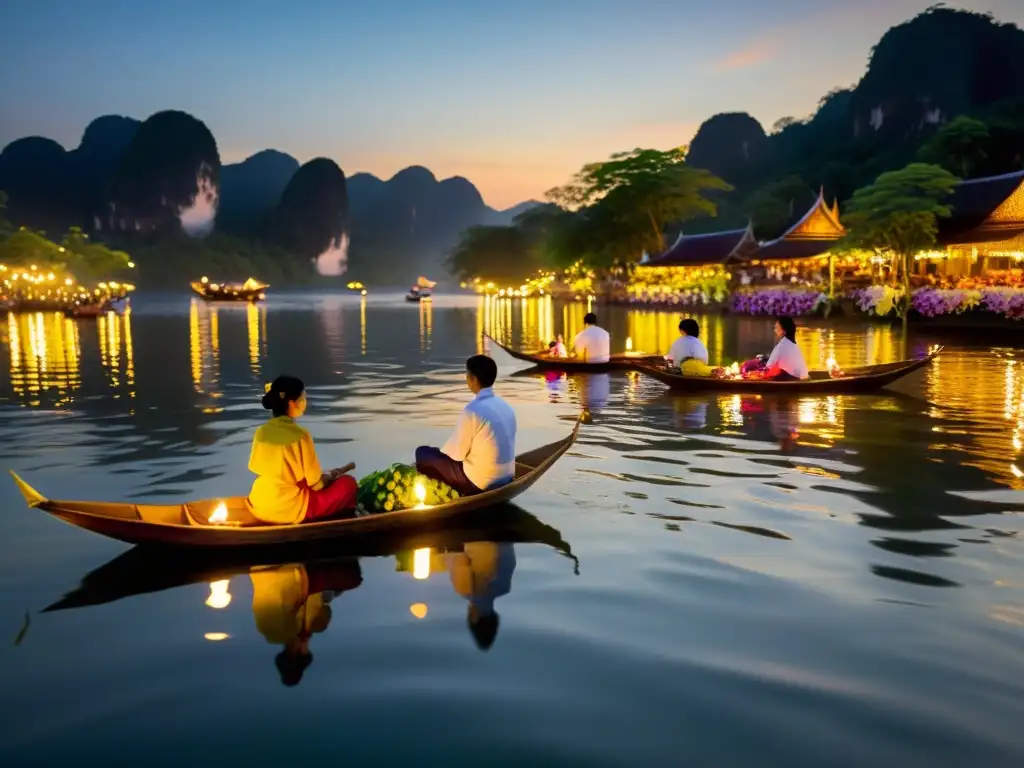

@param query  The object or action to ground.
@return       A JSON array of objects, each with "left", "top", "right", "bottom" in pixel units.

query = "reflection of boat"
[
  {"left": 635, "top": 348, "right": 942, "bottom": 393},
  {"left": 406, "top": 276, "right": 436, "bottom": 302},
  {"left": 190, "top": 276, "right": 268, "bottom": 302},
  {"left": 41, "top": 505, "right": 576, "bottom": 612},
  {"left": 486, "top": 333, "right": 662, "bottom": 373},
  {"left": 10, "top": 423, "right": 579, "bottom": 547}
]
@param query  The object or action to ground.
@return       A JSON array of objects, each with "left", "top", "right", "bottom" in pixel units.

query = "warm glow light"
[
  {"left": 826, "top": 357, "right": 838, "bottom": 371},
  {"left": 412, "top": 548, "right": 431, "bottom": 580},
  {"left": 201, "top": 276, "right": 209, "bottom": 284},
  {"left": 209, "top": 501, "right": 228, "bottom": 524},
  {"left": 204, "top": 632, "right": 230, "bottom": 641},
  {"left": 410, "top": 603, "right": 428, "bottom": 619},
  {"left": 206, "top": 580, "right": 232, "bottom": 609},
  {"left": 127, "top": 261, "right": 135, "bottom": 268},
  {"left": 361, "top": 289, "right": 367, "bottom": 296},
  {"left": 626, "top": 337, "right": 633, "bottom": 351},
  {"left": 414, "top": 479, "right": 427, "bottom": 509}
]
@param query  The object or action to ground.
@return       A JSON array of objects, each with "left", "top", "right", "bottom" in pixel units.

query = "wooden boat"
[
  {"left": 42, "top": 505, "right": 577, "bottom": 612},
  {"left": 9, "top": 423, "right": 578, "bottom": 548},
  {"left": 634, "top": 347, "right": 942, "bottom": 393},
  {"left": 486, "top": 333, "right": 663, "bottom": 373},
  {"left": 190, "top": 277, "right": 268, "bottom": 302},
  {"left": 406, "top": 275, "right": 435, "bottom": 302}
]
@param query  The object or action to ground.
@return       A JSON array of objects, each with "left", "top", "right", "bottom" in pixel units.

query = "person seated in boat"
[
  {"left": 415, "top": 355, "right": 517, "bottom": 497},
  {"left": 573, "top": 313, "right": 610, "bottom": 363},
  {"left": 251, "top": 560, "right": 363, "bottom": 686},
  {"left": 746, "top": 317, "right": 809, "bottom": 381},
  {"left": 548, "top": 334, "right": 568, "bottom": 358},
  {"left": 248, "top": 376, "right": 358, "bottom": 524},
  {"left": 666, "top": 318, "right": 722, "bottom": 377}
]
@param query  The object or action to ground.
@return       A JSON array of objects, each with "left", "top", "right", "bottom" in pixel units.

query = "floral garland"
[
  {"left": 850, "top": 286, "right": 1024, "bottom": 320},
  {"left": 729, "top": 287, "right": 828, "bottom": 317}
]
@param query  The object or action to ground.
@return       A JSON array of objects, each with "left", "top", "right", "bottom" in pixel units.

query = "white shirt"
[
  {"left": 667, "top": 335, "right": 708, "bottom": 366},
  {"left": 442, "top": 388, "right": 517, "bottom": 490},
  {"left": 551, "top": 341, "right": 567, "bottom": 358},
  {"left": 573, "top": 325, "right": 611, "bottom": 363},
  {"left": 766, "top": 337, "right": 810, "bottom": 379}
]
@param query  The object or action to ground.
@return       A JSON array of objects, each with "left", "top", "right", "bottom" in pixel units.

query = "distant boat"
[
  {"left": 191, "top": 276, "right": 268, "bottom": 302},
  {"left": 406, "top": 275, "right": 435, "bottom": 302}
]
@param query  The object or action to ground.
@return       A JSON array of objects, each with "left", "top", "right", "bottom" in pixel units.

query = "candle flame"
[
  {"left": 414, "top": 479, "right": 427, "bottom": 508},
  {"left": 412, "top": 548, "right": 431, "bottom": 580},
  {"left": 205, "top": 580, "right": 232, "bottom": 609},
  {"left": 625, "top": 337, "right": 633, "bottom": 351},
  {"left": 209, "top": 501, "right": 228, "bottom": 524}
]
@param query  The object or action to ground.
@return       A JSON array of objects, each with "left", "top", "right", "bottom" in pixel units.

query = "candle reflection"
[{"left": 4, "top": 311, "right": 81, "bottom": 407}]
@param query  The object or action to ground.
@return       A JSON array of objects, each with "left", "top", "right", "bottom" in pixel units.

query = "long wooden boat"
[
  {"left": 9, "top": 423, "right": 578, "bottom": 548},
  {"left": 485, "top": 333, "right": 663, "bottom": 373},
  {"left": 634, "top": 347, "right": 942, "bottom": 393},
  {"left": 190, "top": 277, "right": 268, "bottom": 302},
  {"left": 42, "top": 505, "right": 577, "bottom": 612}
]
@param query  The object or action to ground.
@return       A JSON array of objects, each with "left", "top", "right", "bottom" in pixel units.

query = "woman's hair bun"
[{"left": 261, "top": 392, "right": 275, "bottom": 410}]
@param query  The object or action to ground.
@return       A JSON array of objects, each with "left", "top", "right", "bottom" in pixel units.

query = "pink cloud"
[{"left": 710, "top": 39, "right": 779, "bottom": 73}]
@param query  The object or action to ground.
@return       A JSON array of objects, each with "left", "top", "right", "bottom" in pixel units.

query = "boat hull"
[
  {"left": 634, "top": 349, "right": 941, "bottom": 393},
  {"left": 485, "top": 334, "right": 662, "bottom": 372},
  {"left": 11, "top": 425, "right": 578, "bottom": 548}
]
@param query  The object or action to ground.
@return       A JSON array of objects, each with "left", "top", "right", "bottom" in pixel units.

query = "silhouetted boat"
[
  {"left": 9, "top": 423, "right": 578, "bottom": 548},
  {"left": 190, "top": 277, "right": 268, "bottom": 302}
]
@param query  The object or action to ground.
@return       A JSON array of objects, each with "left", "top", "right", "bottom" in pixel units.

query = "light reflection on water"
[{"left": 0, "top": 291, "right": 1023, "bottom": 765}]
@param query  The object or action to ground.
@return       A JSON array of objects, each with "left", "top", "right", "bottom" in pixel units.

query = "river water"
[{"left": 0, "top": 292, "right": 1022, "bottom": 766}]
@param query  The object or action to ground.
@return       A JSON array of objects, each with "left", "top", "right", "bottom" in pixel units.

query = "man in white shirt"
[
  {"left": 415, "top": 355, "right": 517, "bottom": 495},
  {"left": 666, "top": 318, "right": 709, "bottom": 368},
  {"left": 573, "top": 313, "right": 610, "bottom": 363}
]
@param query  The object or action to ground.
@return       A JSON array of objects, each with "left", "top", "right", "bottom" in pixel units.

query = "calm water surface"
[{"left": 1, "top": 292, "right": 1023, "bottom": 766}]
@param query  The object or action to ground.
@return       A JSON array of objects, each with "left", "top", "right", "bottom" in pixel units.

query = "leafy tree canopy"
[{"left": 917, "top": 115, "right": 990, "bottom": 178}]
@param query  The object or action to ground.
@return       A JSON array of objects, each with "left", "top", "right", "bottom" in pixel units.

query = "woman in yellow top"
[{"left": 248, "top": 376, "right": 357, "bottom": 524}]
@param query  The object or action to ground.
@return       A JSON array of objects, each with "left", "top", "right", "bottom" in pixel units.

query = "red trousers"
[{"left": 304, "top": 475, "right": 358, "bottom": 522}]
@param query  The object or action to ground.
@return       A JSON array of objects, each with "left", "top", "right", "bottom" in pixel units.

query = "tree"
[
  {"left": 917, "top": 116, "right": 990, "bottom": 178},
  {"left": 740, "top": 175, "right": 816, "bottom": 239},
  {"left": 843, "top": 163, "right": 959, "bottom": 330},
  {"left": 446, "top": 225, "right": 536, "bottom": 284},
  {"left": 60, "top": 227, "right": 133, "bottom": 282},
  {"left": 772, "top": 117, "right": 798, "bottom": 134},
  {"left": 545, "top": 147, "right": 732, "bottom": 261}
]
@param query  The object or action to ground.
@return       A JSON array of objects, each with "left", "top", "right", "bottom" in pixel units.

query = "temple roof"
[
  {"left": 642, "top": 224, "right": 757, "bottom": 267},
  {"left": 939, "top": 170, "right": 1024, "bottom": 246},
  {"left": 740, "top": 190, "right": 846, "bottom": 262}
]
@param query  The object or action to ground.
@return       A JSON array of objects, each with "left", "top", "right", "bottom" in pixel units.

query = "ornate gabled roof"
[
  {"left": 642, "top": 223, "right": 757, "bottom": 267},
  {"left": 939, "top": 170, "right": 1024, "bottom": 246},
  {"left": 776, "top": 188, "right": 846, "bottom": 242},
  {"left": 738, "top": 190, "right": 846, "bottom": 262}
]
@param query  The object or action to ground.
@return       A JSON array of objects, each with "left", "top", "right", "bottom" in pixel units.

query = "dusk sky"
[{"left": 2, "top": 0, "right": 1023, "bottom": 209}]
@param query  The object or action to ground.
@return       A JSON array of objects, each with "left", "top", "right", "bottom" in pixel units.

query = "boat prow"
[
  {"left": 10, "top": 422, "right": 580, "bottom": 548},
  {"left": 10, "top": 471, "right": 46, "bottom": 508}
]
